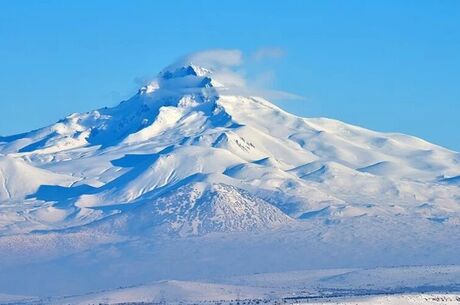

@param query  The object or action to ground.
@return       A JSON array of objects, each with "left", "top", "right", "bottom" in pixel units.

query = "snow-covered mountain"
[
  {"left": 0, "top": 59, "right": 459, "bottom": 297},
  {"left": 1, "top": 62, "right": 459, "bottom": 234}
]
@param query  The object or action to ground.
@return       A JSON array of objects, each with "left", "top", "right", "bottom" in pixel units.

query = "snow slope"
[
  {"left": 0, "top": 156, "right": 76, "bottom": 202},
  {"left": 0, "top": 59, "right": 459, "bottom": 297}
]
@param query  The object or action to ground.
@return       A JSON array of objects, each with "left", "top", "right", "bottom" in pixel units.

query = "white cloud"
[
  {"left": 251, "top": 47, "right": 285, "bottom": 61},
  {"left": 159, "top": 48, "right": 301, "bottom": 100},
  {"left": 213, "top": 70, "right": 246, "bottom": 88},
  {"left": 172, "top": 49, "right": 243, "bottom": 70}
]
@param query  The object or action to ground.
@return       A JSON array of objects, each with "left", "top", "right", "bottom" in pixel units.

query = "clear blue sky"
[{"left": 0, "top": 1, "right": 459, "bottom": 150}]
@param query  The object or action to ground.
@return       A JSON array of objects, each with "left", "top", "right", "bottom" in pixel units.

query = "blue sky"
[{"left": 0, "top": 1, "right": 459, "bottom": 150}]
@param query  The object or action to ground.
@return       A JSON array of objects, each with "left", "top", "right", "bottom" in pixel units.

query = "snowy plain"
[{"left": 2, "top": 265, "right": 460, "bottom": 304}]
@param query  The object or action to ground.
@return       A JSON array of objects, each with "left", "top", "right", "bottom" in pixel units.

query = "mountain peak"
[
  {"left": 160, "top": 64, "right": 212, "bottom": 80},
  {"left": 138, "top": 64, "right": 224, "bottom": 97},
  {"left": 143, "top": 64, "right": 223, "bottom": 93}
]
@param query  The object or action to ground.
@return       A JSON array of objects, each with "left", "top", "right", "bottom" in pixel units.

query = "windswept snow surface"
[
  {"left": 8, "top": 265, "right": 460, "bottom": 305},
  {"left": 0, "top": 61, "right": 459, "bottom": 297}
]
